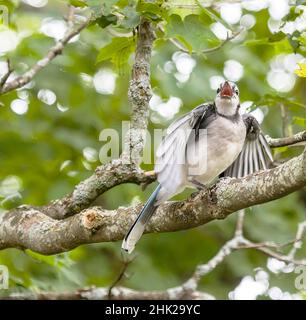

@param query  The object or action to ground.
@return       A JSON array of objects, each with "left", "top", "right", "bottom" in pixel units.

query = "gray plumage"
[{"left": 122, "top": 81, "right": 273, "bottom": 253}]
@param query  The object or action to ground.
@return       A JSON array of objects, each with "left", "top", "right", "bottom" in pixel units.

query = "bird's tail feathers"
[{"left": 122, "top": 185, "right": 161, "bottom": 254}]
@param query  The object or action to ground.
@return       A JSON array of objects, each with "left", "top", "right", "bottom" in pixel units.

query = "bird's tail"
[{"left": 122, "top": 185, "right": 161, "bottom": 254}]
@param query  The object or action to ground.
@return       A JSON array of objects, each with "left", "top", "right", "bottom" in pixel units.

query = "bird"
[{"left": 122, "top": 80, "right": 273, "bottom": 254}]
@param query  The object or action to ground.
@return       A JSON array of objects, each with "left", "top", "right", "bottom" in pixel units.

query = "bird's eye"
[
  {"left": 217, "top": 88, "right": 220, "bottom": 93},
  {"left": 235, "top": 89, "right": 239, "bottom": 95}
]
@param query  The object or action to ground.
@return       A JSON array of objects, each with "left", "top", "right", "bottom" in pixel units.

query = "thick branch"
[
  {"left": 0, "top": 152, "right": 305, "bottom": 255},
  {"left": 122, "top": 18, "right": 155, "bottom": 164},
  {"left": 0, "top": 14, "right": 91, "bottom": 95},
  {"left": 42, "top": 161, "right": 155, "bottom": 219}
]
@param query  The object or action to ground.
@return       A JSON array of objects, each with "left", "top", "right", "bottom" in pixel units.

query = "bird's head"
[{"left": 214, "top": 81, "right": 240, "bottom": 117}]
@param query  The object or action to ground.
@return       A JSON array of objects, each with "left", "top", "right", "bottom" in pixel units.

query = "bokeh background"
[{"left": 0, "top": 0, "right": 305, "bottom": 299}]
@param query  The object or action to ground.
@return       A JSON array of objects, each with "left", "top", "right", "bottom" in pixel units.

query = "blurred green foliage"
[{"left": 0, "top": 0, "right": 305, "bottom": 299}]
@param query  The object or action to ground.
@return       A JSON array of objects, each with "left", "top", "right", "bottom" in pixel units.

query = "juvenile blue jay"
[{"left": 122, "top": 81, "right": 273, "bottom": 253}]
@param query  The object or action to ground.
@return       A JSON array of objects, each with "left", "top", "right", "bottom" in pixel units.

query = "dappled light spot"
[
  {"left": 242, "top": 0, "right": 268, "bottom": 12},
  {"left": 163, "top": 61, "right": 175, "bottom": 74},
  {"left": 17, "top": 90, "right": 29, "bottom": 101},
  {"left": 220, "top": 3, "right": 242, "bottom": 25},
  {"left": 267, "top": 70, "right": 295, "bottom": 92},
  {"left": 171, "top": 52, "right": 196, "bottom": 84},
  {"left": 60, "top": 160, "right": 72, "bottom": 172},
  {"left": 93, "top": 69, "right": 117, "bottom": 95},
  {"left": 57, "top": 103, "right": 69, "bottom": 112},
  {"left": 223, "top": 59, "right": 244, "bottom": 82},
  {"left": 149, "top": 94, "right": 182, "bottom": 121},
  {"left": 210, "top": 22, "right": 232, "bottom": 40},
  {"left": 10, "top": 99, "right": 28, "bottom": 115},
  {"left": 37, "top": 89, "right": 57, "bottom": 105},
  {"left": 229, "top": 269, "right": 269, "bottom": 300},
  {"left": 240, "top": 101, "right": 264, "bottom": 124},
  {"left": 40, "top": 18, "right": 67, "bottom": 41},
  {"left": 268, "top": 0, "right": 289, "bottom": 21},
  {"left": 79, "top": 73, "right": 93, "bottom": 87},
  {"left": 209, "top": 75, "right": 225, "bottom": 90},
  {"left": 0, "top": 30, "right": 19, "bottom": 54},
  {"left": 83, "top": 147, "right": 98, "bottom": 163},
  {"left": 0, "top": 176, "right": 22, "bottom": 197},
  {"left": 0, "top": 175, "right": 23, "bottom": 209},
  {"left": 0, "top": 60, "right": 8, "bottom": 78},
  {"left": 240, "top": 14, "right": 256, "bottom": 29},
  {"left": 22, "top": 0, "right": 48, "bottom": 8},
  {"left": 268, "top": 18, "right": 283, "bottom": 33}
]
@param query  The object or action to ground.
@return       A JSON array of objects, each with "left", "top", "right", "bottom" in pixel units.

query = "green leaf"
[
  {"left": 293, "top": 116, "right": 306, "bottom": 126},
  {"left": 119, "top": 3, "right": 140, "bottom": 29},
  {"left": 95, "top": 14, "right": 117, "bottom": 28},
  {"left": 25, "top": 250, "right": 56, "bottom": 266},
  {"left": 165, "top": 14, "right": 218, "bottom": 54},
  {"left": 137, "top": 1, "right": 168, "bottom": 21},
  {"left": 196, "top": 0, "right": 232, "bottom": 30},
  {"left": 166, "top": 0, "right": 201, "bottom": 20},
  {"left": 86, "top": 0, "right": 118, "bottom": 15},
  {"left": 97, "top": 37, "right": 134, "bottom": 73},
  {"left": 245, "top": 32, "right": 287, "bottom": 46},
  {"left": 69, "top": 0, "right": 87, "bottom": 7}
]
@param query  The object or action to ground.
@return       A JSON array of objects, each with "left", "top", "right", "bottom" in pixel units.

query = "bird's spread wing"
[
  {"left": 222, "top": 114, "right": 274, "bottom": 178},
  {"left": 155, "top": 103, "right": 214, "bottom": 202}
]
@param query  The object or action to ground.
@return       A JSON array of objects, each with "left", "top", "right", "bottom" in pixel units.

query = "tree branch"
[
  {"left": 1, "top": 286, "right": 214, "bottom": 300},
  {"left": 0, "top": 151, "right": 304, "bottom": 255},
  {"left": 0, "top": 59, "right": 12, "bottom": 89},
  {"left": 42, "top": 161, "right": 156, "bottom": 219},
  {"left": 0, "top": 13, "right": 91, "bottom": 95},
  {"left": 3, "top": 216, "right": 305, "bottom": 300},
  {"left": 267, "top": 131, "right": 306, "bottom": 148},
  {"left": 160, "top": 26, "right": 242, "bottom": 55},
  {"left": 122, "top": 18, "right": 155, "bottom": 165},
  {"left": 39, "top": 19, "right": 156, "bottom": 220}
]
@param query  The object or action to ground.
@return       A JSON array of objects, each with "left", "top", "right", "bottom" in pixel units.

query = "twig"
[
  {"left": 280, "top": 104, "right": 292, "bottom": 137},
  {"left": 0, "top": 59, "right": 13, "bottom": 88},
  {"left": 66, "top": 5, "right": 75, "bottom": 29},
  {"left": 108, "top": 257, "right": 134, "bottom": 299},
  {"left": 235, "top": 209, "right": 245, "bottom": 237},
  {"left": 287, "top": 221, "right": 306, "bottom": 259},
  {"left": 0, "top": 11, "right": 92, "bottom": 95},
  {"left": 160, "top": 25, "right": 242, "bottom": 55},
  {"left": 182, "top": 217, "right": 306, "bottom": 294}
]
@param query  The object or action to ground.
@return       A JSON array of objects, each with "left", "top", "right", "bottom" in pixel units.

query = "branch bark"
[
  {"left": 0, "top": 151, "right": 304, "bottom": 255},
  {"left": 267, "top": 131, "right": 306, "bottom": 148},
  {"left": 122, "top": 18, "right": 155, "bottom": 165},
  {"left": 42, "top": 161, "right": 156, "bottom": 219},
  {"left": 1, "top": 286, "right": 214, "bottom": 300}
]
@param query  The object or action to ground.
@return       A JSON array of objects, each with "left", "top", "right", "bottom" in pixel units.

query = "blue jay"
[{"left": 122, "top": 81, "right": 273, "bottom": 253}]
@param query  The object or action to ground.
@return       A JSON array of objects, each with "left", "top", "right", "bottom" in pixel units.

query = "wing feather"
[
  {"left": 222, "top": 114, "right": 273, "bottom": 178},
  {"left": 155, "top": 103, "right": 214, "bottom": 201}
]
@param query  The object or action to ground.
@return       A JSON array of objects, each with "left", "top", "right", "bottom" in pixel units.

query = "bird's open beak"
[{"left": 220, "top": 81, "right": 233, "bottom": 98}]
